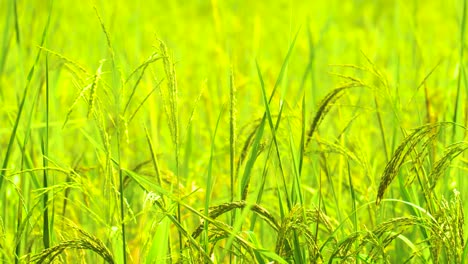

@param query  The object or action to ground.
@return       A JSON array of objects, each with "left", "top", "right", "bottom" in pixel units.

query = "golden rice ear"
[
  {"left": 275, "top": 205, "right": 335, "bottom": 262},
  {"left": 28, "top": 224, "right": 115, "bottom": 264},
  {"left": 87, "top": 59, "right": 105, "bottom": 118},
  {"left": 428, "top": 142, "right": 468, "bottom": 191},
  {"left": 192, "top": 201, "right": 279, "bottom": 240},
  {"left": 376, "top": 123, "right": 450, "bottom": 205},
  {"left": 159, "top": 39, "right": 179, "bottom": 150},
  {"left": 305, "top": 84, "right": 359, "bottom": 149}
]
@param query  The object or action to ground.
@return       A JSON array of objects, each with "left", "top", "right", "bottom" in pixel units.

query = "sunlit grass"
[{"left": 1, "top": 0, "right": 467, "bottom": 263}]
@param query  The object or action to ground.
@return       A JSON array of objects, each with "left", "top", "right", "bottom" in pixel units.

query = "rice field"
[{"left": 1, "top": 0, "right": 468, "bottom": 263}]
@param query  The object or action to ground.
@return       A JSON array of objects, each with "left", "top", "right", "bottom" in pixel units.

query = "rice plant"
[{"left": 1, "top": 0, "right": 467, "bottom": 263}]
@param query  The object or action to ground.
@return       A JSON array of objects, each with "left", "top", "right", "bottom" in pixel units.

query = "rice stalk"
[
  {"left": 374, "top": 95, "right": 390, "bottom": 162},
  {"left": 203, "top": 224, "right": 286, "bottom": 263},
  {"left": 9, "top": 45, "right": 51, "bottom": 264},
  {"left": 229, "top": 68, "right": 237, "bottom": 204},
  {"left": 63, "top": 80, "right": 93, "bottom": 127},
  {"left": 0, "top": 0, "right": 14, "bottom": 90},
  {"left": 123, "top": 51, "right": 163, "bottom": 115},
  {"left": 240, "top": 118, "right": 266, "bottom": 201},
  {"left": 463, "top": 66, "right": 468, "bottom": 140},
  {"left": 158, "top": 40, "right": 182, "bottom": 253},
  {"left": 41, "top": 54, "right": 51, "bottom": 250},
  {"left": 27, "top": 224, "right": 114, "bottom": 263},
  {"left": 228, "top": 68, "right": 237, "bottom": 262},
  {"left": 150, "top": 196, "right": 213, "bottom": 264},
  {"left": 239, "top": 30, "right": 299, "bottom": 205},
  {"left": 192, "top": 201, "right": 279, "bottom": 239},
  {"left": 0, "top": 0, "right": 52, "bottom": 192},
  {"left": 236, "top": 116, "right": 284, "bottom": 173},
  {"left": 94, "top": 6, "right": 115, "bottom": 64},
  {"left": 360, "top": 52, "right": 390, "bottom": 89},
  {"left": 296, "top": 22, "right": 315, "bottom": 105},
  {"left": 330, "top": 216, "right": 428, "bottom": 262},
  {"left": 429, "top": 142, "right": 468, "bottom": 190},
  {"left": 125, "top": 169, "right": 287, "bottom": 263},
  {"left": 128, "top": 79, "right": 164, "bottom": 124},
  {"left": 376, "top": 122, "right": 451, "bottom": 205},
  {"left": 13, "top": 0, "right": 20, "bottom": 45},
  {"left": 93, "top": 7, "right": 128, "bottom": 264},
  {"left": 125, "top": 51, "right": 161, "bottom": 83},
  {"left": 256, "top": 63, "right": 291, "bottom": 211},
  {"left": 368, "top": 194, "right": 465, "bottom": 262},
  {"left": 159, "top": 40, "right": 179, "bottom": 151},
  {"left": 312, "top": 138, "right": 363, "bottom": 166},
  {"left": 11, "top": 175, "right": 40, "bottom": 263},
  {"left": 87, "top": 59, "right": 105, "bottom": 118},
  {"left": 237, "top": 118, "right": 264, "bottom": 172},
  {"left": 453, "top": 0, "right": 467, "bottom": 141},
  {"left": 431, "top": 190, "right": 465, "bottom": 263},
  {"left": 328, "top": 232, "right": 361, "bottom": 262},
  {"left": 305, "top": 83, "right": 358, "bottom": 149},
  {"left": 203, "top": 104, "right": 226, "bottom": 254},
  {"left": 275, "top": 205, "right": 334, "bottom": 262},
  {"left": 1, "top": 7, "right": 52, "bottom": 263},
  {"left": 38, "top": 46, "right": 89, "bottom": 76}
]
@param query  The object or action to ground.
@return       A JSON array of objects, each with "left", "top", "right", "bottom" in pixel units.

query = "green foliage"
[{"left": 1, "top": 0, "right": 467, "bottom": 263}]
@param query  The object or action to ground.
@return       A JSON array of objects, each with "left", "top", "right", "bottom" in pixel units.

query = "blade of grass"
[
  {"left": 128, "top": 79, "right": 164, "bottom": 124},
  {"left": 239, "top": 29, "right": 299, "bottom": 204},
  {"left": 240, "top": 113, "right": 266, "bottom": 200},
  {"left": 144, "top": 127, "right": 163, "bottom": 189},
  {"left": 94, "top": 6, "right": 129, "bottom": 263},
  {"left": 250, "top": 160, "right": 269, "bottom": 231},
  {"left": 123, "top": 52, "right": 162, "bottom": 115},
  {"left": 145, "top": 215, "right": 171, "bottom": 263},
  {"left": 346, "top": 160, "right": 358, "bottom": 254},
  {"left": 374, "top": 95, "right": 389, "bottom": 162},
  {"left": 4, "top": 7, "right": 53, "bottom": 261},
  {"left": 203, "top": 104, "right": 225, "bottom": 253},
  {"left": 0, "top": 0, "right": 14, "bottom": 95},
  {"left": 257, "top": 56, "right": 308, "bottom": 262},
  {"left": 0, "top": 0, "right": 52, "bottom": 192},
  {"left": 299, "top": 93, "right": 306, "bottom": 178},
  {"left": 12, "top": 53, "right": 49, "bottom": 264},
  {"left": 249, "top": 96, "right": 285, "bottom": 227},
  {"left": 463, "top": 65, "right": 468, "bottom": 139},
  {"left": 287, "top": 96, "right": 306, "bottom": 206},
  {"left": 143, "top": 124, "right": 173, "bottom": 261},
  {"left": 41, "top": 139, "right": 50, "bottom": 249},
  {"left": 287, "top": 130, "right": 306, "bottom": 263},
  {"left": 124, "top": 169, "right": 287, "bottom": 263},
  {"left": 256, "top": 62, "right": 291, "bottom": 207},
  {"left": 42, "top": 54, "right": 51, "bottom": 249},
  {"left": 13, "top": 0, "right": 20, "bottom": 45},
  {"left": 453, "top": 0, "right": 467, "bottom": 141},
  {"left": 294, "top": 21, "right": 315, "bottom": 106}
]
